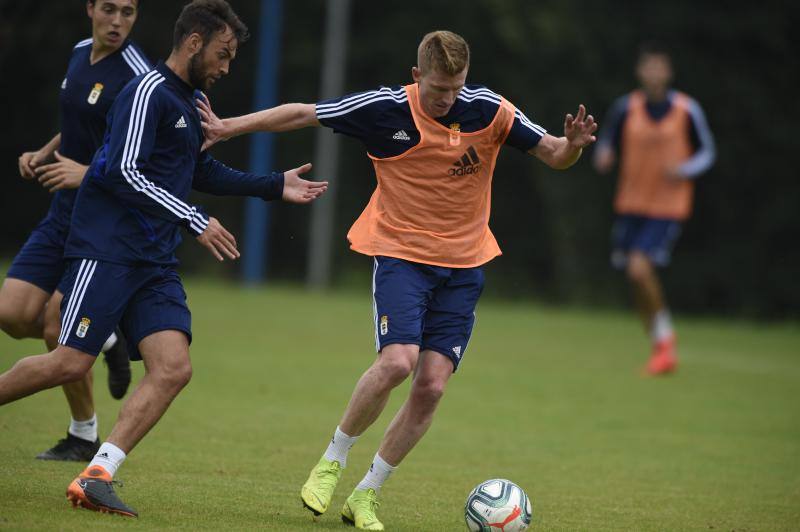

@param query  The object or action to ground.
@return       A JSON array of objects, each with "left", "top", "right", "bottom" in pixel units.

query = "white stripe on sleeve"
[
  {"left": 125, "top": 45, "right": 151, "bottom": 71},
  {"left": 316, "top": 87, "right": 405, "bottom": 111},
  {"left": 515, "top": 109, "right": 547, "bottom": 136},
  {"left": 678, "top": 97, "right": 716, "bottom": 178},
  {"left": 459, "top": 86, "right": 501, "bottom": 99},
  {"left": 317, "top": 94, "right": 408, "bottom": 119},
  {"left": 120, "top": 72, "right": 209, "bottom": 233},
  {"left": 122, "top": 48, "right": 147, "bottom": 75}
]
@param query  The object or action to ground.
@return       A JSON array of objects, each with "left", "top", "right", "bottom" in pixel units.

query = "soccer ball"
[{"left": 464, "top": 479, "right": 533, "bottom": 531}]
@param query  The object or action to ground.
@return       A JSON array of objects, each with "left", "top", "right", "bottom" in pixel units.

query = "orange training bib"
[
  {"left": 346, "top": 83, "right": 516, "bottom": 267},
  {"left": 615, "top": 90, "right": 694, "bottom": 220}
]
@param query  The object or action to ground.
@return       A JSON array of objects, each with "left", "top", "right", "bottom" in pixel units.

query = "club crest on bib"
[
  {"left": 87, "top": 83, "right": 104, "bottom": 105},
  {"left": 449, "top": 122, "right": 461, "bottom": 146}
]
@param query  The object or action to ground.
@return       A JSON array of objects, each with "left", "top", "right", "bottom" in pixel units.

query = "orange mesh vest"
[
  {"left": 346, "top": 83, "right": 516, "bottom": 267},
  {"left": 615, "top": 90, "right": 694, "bottom": 220}
]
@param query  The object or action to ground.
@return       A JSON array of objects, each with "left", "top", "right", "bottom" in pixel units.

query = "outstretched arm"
[
  {"left": 193, "top": 153, "right": 328, "bottom": 204},
  {"left": 197, "top": 98, "right": 318, "bottom": 150},
  {"left": 530, "top": 104, "right": 597, "bottom": 170}
]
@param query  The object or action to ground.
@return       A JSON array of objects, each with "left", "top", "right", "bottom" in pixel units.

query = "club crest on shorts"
[
  {"left": 380, "top": 315, "right": 389, "bottom": 336},
  {"left": 76, "top": 317, "right": 91, "bottom": 338},
  {"left": 87, "top": 83, "right": 104, "bottom": 105}
]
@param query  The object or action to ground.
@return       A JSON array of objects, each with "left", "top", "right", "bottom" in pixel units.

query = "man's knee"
[
  {"left": 0, "top": 302, "right": 35, "bottom": 339},
  {"left": 50, "top": 347, "right": 95, "bottom": 383},
  {"left": 170, "top": 359, "right": 193, "bottom": 390},
  {"left": 375, "top": 345, "right": 417, "bottom": 386},
  {"left": 626, "top": 253, "right": 654, "bottom": 285},
  {"left": 42, "top": 319, "right": 61, "bottom": 350},
  {"left": 0, "top": 280, "right": 48, "bottom": 339},
  {"left": 42, "top": 292, "right": 63, "bottom": 350},
  {"left": 411, "top": 375, "right": 446, "bottom": 408},
  {"left": 150, "top": 354, "right": 193, "bottom": 392},
  {"left": 139, "top": 331, "right": 193, "bottom": 392}
]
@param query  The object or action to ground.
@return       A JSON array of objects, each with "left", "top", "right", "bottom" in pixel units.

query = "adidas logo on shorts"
[{"left": 175, "top": 115, "right": 188, "bottom": 128}]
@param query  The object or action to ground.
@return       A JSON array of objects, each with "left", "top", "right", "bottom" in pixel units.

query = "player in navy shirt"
[
  {"left": 314, "top": 83, "right": 547, "bottom": 157},
  {"left": 0, "top": 0, "right": 326, "bottom": 517},
  {"left": 1, "top": 0, "right": 149, "bottom": 462}
]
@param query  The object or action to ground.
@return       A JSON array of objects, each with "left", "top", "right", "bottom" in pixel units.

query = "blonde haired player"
[{"left": 199, "top": 30, "right": 597, "bottom": 529}]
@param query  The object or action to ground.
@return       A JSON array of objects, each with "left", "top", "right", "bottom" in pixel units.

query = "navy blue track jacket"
[{"left": 66, "top": 61, "right": 284, "bottom": 266}]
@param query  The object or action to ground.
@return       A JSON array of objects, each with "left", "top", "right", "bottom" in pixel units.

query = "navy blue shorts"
[
  {"left": 6, "top": 219, "right": 68, "bottom": 294},
  {"left": 611, "top": 215, "right": 682, "bottom": 269},
  {"left": 57, "top": 259, "right": 192, "bottom": 360},
  {"left": 372, "top": 256, "right": 485, "bottom": 372}
]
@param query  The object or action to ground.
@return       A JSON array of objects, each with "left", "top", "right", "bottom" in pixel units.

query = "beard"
[{"left": 188, "top": 52, "right": 208, "bottom": 90}]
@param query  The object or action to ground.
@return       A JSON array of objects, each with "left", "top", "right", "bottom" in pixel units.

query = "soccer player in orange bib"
[
  {"left": 593, "top": 43, "right": 715, "bottom": 376},
  {"left": 199, "top": 30, "right": 597, "bottom": 530}
]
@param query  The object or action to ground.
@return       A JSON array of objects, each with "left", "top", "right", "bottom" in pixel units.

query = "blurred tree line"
[{"left": 0, "top": 0, "right": 797, "bottom": 317}]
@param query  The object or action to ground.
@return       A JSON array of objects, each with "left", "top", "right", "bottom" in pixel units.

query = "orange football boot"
[
  {"left": 66, "top": 465, "right": 137, "bottom": 517},
  {"left": 645, "top": 335, "right": 678, "bottom": 376}
]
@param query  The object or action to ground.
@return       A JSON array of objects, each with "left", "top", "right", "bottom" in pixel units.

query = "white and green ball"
[{"left": 464, "top": 479, "right": 533, "bottom": 531}]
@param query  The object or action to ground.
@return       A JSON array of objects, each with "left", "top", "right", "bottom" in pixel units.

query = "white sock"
[
  {"left": 323, "top": 426, "right": 358, "bottom": 467},
  {"left": 101, "top": 332, "right": 118, "bottom": 353},
  {"left": 88, "top": 442, "right": 126, "bottom": 478},
  {"left": 68, "top": 414, "right": 98, "bottom": 442},
  {"left": 651, "top": 309, "right": 674, "bottom": 343},
  {"left": 356, "top": 453, "right": 397, "bottom": 493}
]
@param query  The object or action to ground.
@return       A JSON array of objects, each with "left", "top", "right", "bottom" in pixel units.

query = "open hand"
[
  {"left": 282, "top": 163, "right": 329, "bottom": 204},
  {"left": 196, "top": 216, "right": 240, "bottom": 261},
  {"left": 196, "top": 97, "right": 227, "bottom": 151},
  {"left": 35, "top": 152, "right": 88, "bottom": 192},
  {"left": 565, "top": 104, "right": 598, "bottom": 149}
]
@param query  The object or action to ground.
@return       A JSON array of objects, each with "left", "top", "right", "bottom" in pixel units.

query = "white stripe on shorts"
[
  {"left": 58, "top": 259, "right": 89, "bottom": 345},
  {"left": 372, "top": 257, "right": 380, "bottom": 352},
  {"left": 58, "top": 260, "right": 98, "bottom": 345}
]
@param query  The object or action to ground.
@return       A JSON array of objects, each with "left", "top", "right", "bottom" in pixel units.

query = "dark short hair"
[
  {"left": 637, "top": 41, "right": 671, "bottom": 63},
  {"left": 172, "top": 0, "right": 249, "bottom": 50}
]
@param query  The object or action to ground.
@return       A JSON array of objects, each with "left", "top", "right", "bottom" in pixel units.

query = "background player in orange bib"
[
  {"left": 593, "top": 43, "right": 716, "bottom": 375},
  {"left": 199, "top": 30, "right": 597, "bottom": 530}
]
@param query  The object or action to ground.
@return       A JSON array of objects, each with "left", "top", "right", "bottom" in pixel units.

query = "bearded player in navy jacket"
[{"left": 0, "top": 0, "right": 327, "bottom": 517}]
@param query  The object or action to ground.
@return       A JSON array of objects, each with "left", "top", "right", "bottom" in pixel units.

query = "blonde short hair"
[{"left": 417, "top": 30, "right": 470, "bottom": 75}]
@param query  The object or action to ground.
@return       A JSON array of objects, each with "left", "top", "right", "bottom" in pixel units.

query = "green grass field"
[{"left": 1, "top": 279, "right": 798, "bottom": 531}]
